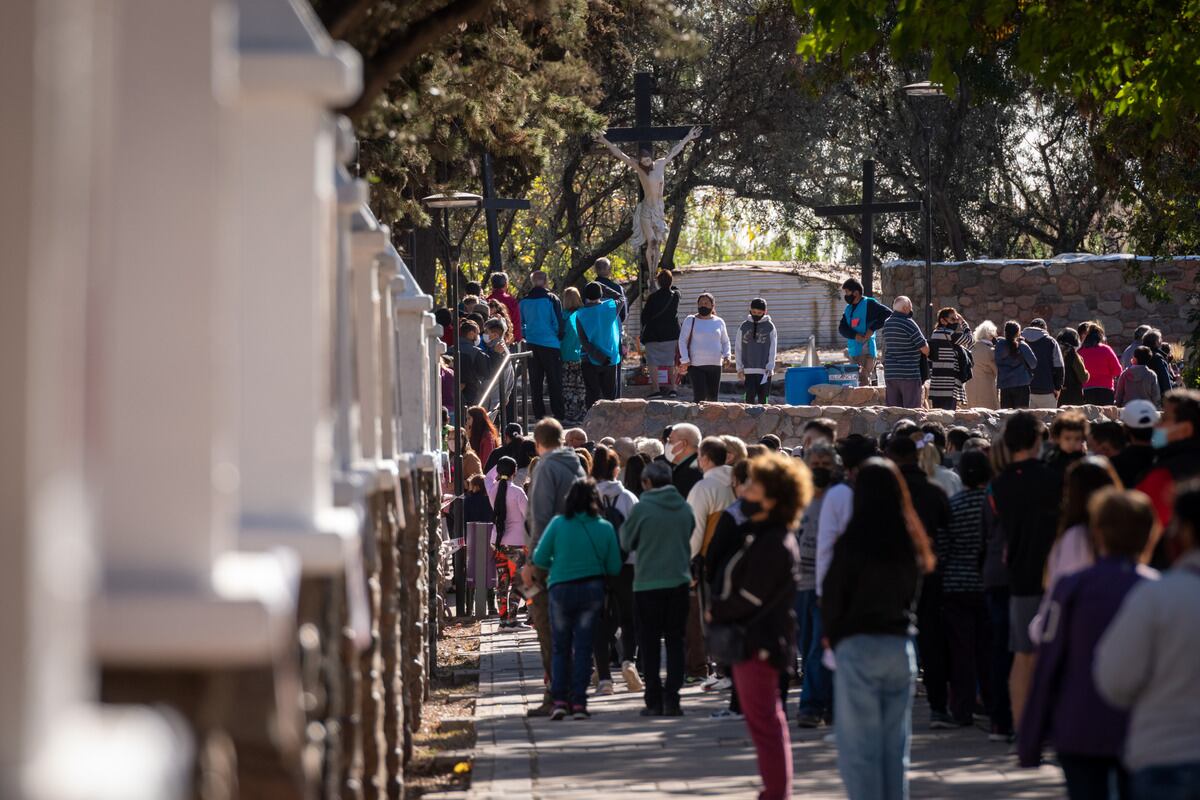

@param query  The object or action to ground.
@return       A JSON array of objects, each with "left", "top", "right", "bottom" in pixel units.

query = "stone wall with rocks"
[
  {"left": 583, "top": 399, "right": 1119, "bottom": 447},
  {"left": 881, "top": 255, "right": 1198, "bottom": 350}
]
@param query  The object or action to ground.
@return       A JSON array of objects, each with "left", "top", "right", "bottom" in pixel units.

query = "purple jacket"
[{"left": 1018, "top": 556, "right": 1156, "bottom": 766}]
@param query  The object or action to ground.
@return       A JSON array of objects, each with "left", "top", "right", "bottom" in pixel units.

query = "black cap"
[{"left": 750, "top": 297, "right": 767, "bottom": 311}]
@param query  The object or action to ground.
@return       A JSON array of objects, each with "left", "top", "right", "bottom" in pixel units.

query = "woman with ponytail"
[
  {"left": 487, "top": 456, "right": 529, "bottom": 627},
  {"left": 994, "top": 320, "right": 1038, "bottom": 409}
]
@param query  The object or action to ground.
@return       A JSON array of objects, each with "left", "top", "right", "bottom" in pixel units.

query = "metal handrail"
[{"left": 481, "top": 349, "right": 532, "bottom": 423}]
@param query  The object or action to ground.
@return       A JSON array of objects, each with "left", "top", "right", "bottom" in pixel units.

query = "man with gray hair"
[
  {"left": 882, "top": 295, "right": 929, "bottom": 409},
  {"left": 666, "top": 422, "right": 703, "bottom": 497}
]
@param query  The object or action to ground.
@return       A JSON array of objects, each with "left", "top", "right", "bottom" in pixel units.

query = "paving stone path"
[{"left": 467, "top": 621, "right": 1065, "bottom": 799}]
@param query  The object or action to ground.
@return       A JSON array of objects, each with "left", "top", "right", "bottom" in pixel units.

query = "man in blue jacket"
[
  {"left": 519, "top": 270, "right": 566, "bottom": 420},
  {"left": 838, "top": 278, "right": 892, "bottom": 386},
  {"left": 575, "top": 282, "right": 622, "bottom": 409}
]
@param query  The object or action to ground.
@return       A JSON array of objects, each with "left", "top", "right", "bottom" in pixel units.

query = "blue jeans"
[
  {"left": 796, "top": 589, "right": 832, "bottom": 717},
  {"left": 549, "top": 578, "right": 606, "bottom": 708},
  {"left": 1133, "top": 763, "right": 1200, "bottom": 800},
  {"left": 834, "top": 635, "right": 917, "bottom": 800}
]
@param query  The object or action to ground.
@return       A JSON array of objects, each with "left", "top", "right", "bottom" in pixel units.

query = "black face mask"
[
  {"left": 697, "top": 306, "right": 713, "bottom": 316},
  {"left": 810, "top": 467, "right": 834, "bottom": 489},
  {"left": 844, "top": 294, "right": 856, "bottom": 305},
  {"left": 751, "top": 312, "right": 765, "bottom": 321},
  {"left": 741, "top": 499, "right": 763, "bottom": 516}
]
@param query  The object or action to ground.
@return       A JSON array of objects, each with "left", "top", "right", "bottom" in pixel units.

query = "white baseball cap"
[{"left": 1120, "top": 400, "right": 1160, "bottom": 429}]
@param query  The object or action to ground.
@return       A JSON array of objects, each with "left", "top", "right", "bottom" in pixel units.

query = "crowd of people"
[
  {"left": 839, "top": 278, "right": 1184, "bottom": 411},
  {"left": 435, "top": 261, "right": 788, "bottom": 424},
  {"left": 439, "top": 389, "right": 1200, "bottom": 800}
]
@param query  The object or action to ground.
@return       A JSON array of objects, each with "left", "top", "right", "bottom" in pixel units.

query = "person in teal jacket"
[
  {"left": 838, "top": 277, "right": 892, "bottom": 387},
  {"left": 531, "top": 478, "right": 622, "bottom": 719},
  {"left": 619, "top": 460, "right": 695, "bottom": 715},
  {"left": 575, "top": 282, "right": 622, "bottom": 409}
]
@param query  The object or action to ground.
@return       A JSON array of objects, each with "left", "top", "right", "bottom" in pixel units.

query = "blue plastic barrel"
[{"left": 784, "top": 366, "right": 830, "bottom": 405}]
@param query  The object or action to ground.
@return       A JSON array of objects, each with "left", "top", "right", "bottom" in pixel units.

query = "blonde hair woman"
[{"left": 965, "top": 320, "right": 999, "bottom": 409}]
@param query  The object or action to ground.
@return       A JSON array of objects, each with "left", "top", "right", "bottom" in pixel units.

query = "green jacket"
[
  {"left": 619, "top": 485, "right": 694, "bottom": 591},
  {"left": 531, "top": 513, "right": 621, "bottom": 587}
]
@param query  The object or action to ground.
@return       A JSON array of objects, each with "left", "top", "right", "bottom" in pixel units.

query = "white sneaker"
[
  {"left": 702, "top": 676, "right": 732, "bottom": 692},
  {"left": 597, "top": 679, "right": 615, "bottom": 695},
  {"left": 622, "top": 661, "right": 644, "bottom": 693},
  {"left": 699, "top": 674, "right": 721, "bottom": 691}
]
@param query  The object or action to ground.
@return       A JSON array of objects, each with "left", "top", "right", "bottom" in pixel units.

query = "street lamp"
[
  {"left": 902, "top": 81, "right": 947, "bottom": 332},
  {"left": 421, "top": 191, "right": 482, "bottom": 627}
]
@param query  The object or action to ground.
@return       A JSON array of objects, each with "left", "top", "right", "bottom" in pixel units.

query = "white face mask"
[{"left": 667, "top": 442, "right": 683, "bottom": 463}]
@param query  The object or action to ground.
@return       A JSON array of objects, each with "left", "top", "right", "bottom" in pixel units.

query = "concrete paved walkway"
[{"left": 470, "top": 620, "right": 1064, "bottom": 799}]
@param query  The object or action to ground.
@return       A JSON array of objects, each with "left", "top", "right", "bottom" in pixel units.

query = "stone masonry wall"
[
  {"left": 583, "top": 399, "right": 1119, "bottom": 447},
  {"left": 881, "top": 255, "right": 1198, "bottom": 352}
]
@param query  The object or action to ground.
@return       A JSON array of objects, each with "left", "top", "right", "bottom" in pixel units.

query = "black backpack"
[{"left": 600, "top": 494, "right": 629, "bottom": 562}]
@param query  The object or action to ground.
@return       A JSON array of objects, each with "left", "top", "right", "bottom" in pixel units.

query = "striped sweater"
[{"left": 944, "top": 487, "right": 987, "bottom": 593}]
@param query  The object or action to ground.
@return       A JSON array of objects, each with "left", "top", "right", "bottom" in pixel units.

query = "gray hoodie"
[
  {"left": 526, "top": 447, "right": 585, "bottom": 549},
  {"left": 1022, "top": 327, "right": 1064, "bottom": 394},
  {"left": 1115, "top": 364, "right": 1162, "bottom": 407},
  {"left": 736, "top": 314, "right": 778, "bottom": 374}
]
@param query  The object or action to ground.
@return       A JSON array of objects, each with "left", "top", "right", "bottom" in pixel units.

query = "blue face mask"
[{"left": 1152, "top": 428, "right": 1170, "bottom": 449}]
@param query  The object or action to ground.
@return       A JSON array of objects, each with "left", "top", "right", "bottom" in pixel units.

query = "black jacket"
[
  {"left": 709, "top": 520, "right": 800, "bottom": 670},
  {"left": 641, "top": 286, "right": 682, "bottom": 343},
  {"left": 672, "top": 453, "right": 703, "bottom": 498},
  {"left": 1111, "top": 444, "right": 1157, "bottom": 489},
  {"left": 821, "top": 529, "right": 921, "bottom": 647},
  {"left": 900, "top": 464, "right": 952, "bottom": 560},
  {"left": 704, "top": 500, "right": 751, "bottom": 586},
  {"left": 456, "top": 342, "right": 496, "bottom": 407},
  {"left": 990, "top": 458, "right": 1063, "bottom": 595}
]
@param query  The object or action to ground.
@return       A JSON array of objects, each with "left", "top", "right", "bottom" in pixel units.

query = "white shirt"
[
  {"left": 686, "top": 465, "right": 734, "bottom": 557},
  {"left": 815, "top": 483, "right": 853, "bottom": 597},
  {"left": 679, "top": 315, "right": 731, "bottom": 367}
]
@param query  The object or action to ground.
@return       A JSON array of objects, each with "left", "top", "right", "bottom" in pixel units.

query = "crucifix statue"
[{"left": 593, "top": 72, "right": 706, "bottom": 275}]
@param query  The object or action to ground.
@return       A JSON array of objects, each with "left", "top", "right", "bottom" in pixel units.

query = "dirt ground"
[{"left": 403, "top": 618, "right": 480, "bottom": 798}]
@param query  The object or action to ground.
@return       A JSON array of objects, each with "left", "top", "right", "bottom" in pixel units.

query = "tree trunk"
[{"left": 407, "top": 224, "right": 440, "bottom": 303}]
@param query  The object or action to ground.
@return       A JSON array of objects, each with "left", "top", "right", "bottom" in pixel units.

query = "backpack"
[
  {"left": 600, "top": 494, "right": 626, "bottom": 534},
  {"left": 600, "top": 494, "right": 628, "bottom": 562}
]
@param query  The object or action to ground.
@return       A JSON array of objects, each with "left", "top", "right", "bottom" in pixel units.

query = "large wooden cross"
[
  {"left": 602, "top": 72, "right": 707, "bottom": 154},
  {"left": 479, "top": 151, "right": 530, "bottom": 272},
  {"left": 813, "top": 159, "right": 921, "bottom": 298}
]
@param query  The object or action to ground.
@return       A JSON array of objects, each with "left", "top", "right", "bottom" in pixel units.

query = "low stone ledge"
[{"left": 583, "top": 399, "right": 1119, "bottom": 447}]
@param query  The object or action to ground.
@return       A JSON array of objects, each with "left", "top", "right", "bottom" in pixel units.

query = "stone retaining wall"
[
  {"left": 881, "top": 255, "right": 1198, "bottom": 351},
  {"left": 582, "top": 399, "right": 1119, "bottom": 446}
]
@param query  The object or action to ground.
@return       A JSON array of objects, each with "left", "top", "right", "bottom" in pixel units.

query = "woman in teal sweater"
[{"left": 532, "top": 478, "right": 622, "bottom": 719}]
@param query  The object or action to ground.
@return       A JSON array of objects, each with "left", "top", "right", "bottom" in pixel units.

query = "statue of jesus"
[{"left": 594, "top": 126, "right": 703, "bottom": 273}]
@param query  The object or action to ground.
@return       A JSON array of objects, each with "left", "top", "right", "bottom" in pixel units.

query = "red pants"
[{"left": 732, "top": 658, "right": 793, "bottom": 800}]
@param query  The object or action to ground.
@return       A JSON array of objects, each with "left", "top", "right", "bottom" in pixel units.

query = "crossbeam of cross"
[{"left": 813, "top": 159, "right": 921, "bottom": 298}]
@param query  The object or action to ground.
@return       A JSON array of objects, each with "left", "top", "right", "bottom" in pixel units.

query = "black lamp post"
[
  {"left": 902, "top": 81, "right": 947, "bottom": 333},
  {"left": 420, "top": 190, "right": 481, "bottom": 644}
]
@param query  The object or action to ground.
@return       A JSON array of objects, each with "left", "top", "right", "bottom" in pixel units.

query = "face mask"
[
  {"left": 810, "top": 467, "right": 833, "bottom": 489},
  {"left": 741, "top": 500, "right": 763, "bottom": 516},
  {"left": 697, "top": 306, "right": 712, "bottom": 316},
  {"left": 1152, "top": 428, "right": 1170, "bottom": 449},
  {"left": 667, "top": 442, "right": 681, "bottom": 463},
  {"left": 843, "top": 294, "right": 856, "bottom": 305},
  {"left": 751, "top": 312, "right": 765, "bottom": 321}
]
